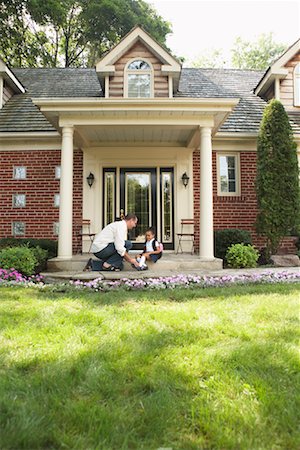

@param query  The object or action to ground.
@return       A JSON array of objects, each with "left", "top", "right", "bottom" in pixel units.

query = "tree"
[
  {"left": 0, "top": 0, "right": 172, "bottom": 67},
  {"left": 231, "top": 33, "right": 286, "bottom": 70},
  {"left": 191, "top": 49, "right": 226, "bottom": 68},
  {"left": 0, "top": 0, "right": 51, "bottom": 67},
  {"left": 255, "top": 99, "right": 300, "bottom": 257}
]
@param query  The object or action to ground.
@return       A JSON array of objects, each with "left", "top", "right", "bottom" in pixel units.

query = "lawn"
[{"left": 0, "top": 283, "right": 299, "bottom": 450}]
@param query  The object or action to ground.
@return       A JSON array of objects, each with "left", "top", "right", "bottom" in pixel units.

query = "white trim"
[
  {"left": 0, "top": 76, "right": 3, "bottom": 108},
  {"left": 254, "top": 39, "right": 300, "bottom": 97},
  {"left": 216, "top": 152, "right": 241, "bottom": 197},
  {"left": 168, "top": 75, "right": 173, "bottom": 99},
  {"left": 105, "top": 76, "right": 109, "bottom": 98},
  {"left": 33, "top": 97, "right": 239, "bottom": 106},
  {"left": 0, "top": 59, "right": 25, "bottom": 93},
  {"left": 96, "top": 26, "right": 181, "bottom": 74},
  {"left": 294, "top": 62, "right": 300, "bottom": 107}
]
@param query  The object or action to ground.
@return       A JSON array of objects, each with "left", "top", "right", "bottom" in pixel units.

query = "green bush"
[
  {"left": 214, "top": 229, "right": 252, "bottom": 261},
  {"left": 226, "top": 243, "right": 259, "bottom": 269},
  {"left": 30, "top": 246, "right": 48, "bottom": 272},
  {"left": 0, "top": 246, "right": 37, "bottom": 276},
  {"left": 0, "top": 238, "right": 57, "bottom": 258}
]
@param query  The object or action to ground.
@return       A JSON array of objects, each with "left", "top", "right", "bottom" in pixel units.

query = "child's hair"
[{"left": 146, "top": 226, "right": 156, "bottom": 236}]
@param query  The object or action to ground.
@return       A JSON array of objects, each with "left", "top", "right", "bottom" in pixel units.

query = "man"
[{"left": 89, "top": 213, "right": 140, "bottom": 271}]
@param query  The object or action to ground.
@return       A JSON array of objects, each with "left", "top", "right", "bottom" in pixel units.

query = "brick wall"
[
  {"left": 0, "top": 149, "right": 83, "bottom": 253},
  {"left": 193, "top": 150, "right": 297, "bottom": 254}
]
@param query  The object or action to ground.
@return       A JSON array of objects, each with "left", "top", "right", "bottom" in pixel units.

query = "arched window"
[
  {"left": 294, "top": 63, "right": 300, "bottom": 106},
  {"left": 125, "top": 59, "right": 152, "bottom": 98}
]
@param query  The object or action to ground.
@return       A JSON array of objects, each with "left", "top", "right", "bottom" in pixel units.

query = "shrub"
[
  {"left": 256, "top": 99, "right": 300, "bottom": 257},
  {"left": 226, "top": 243, "right": 259, "bottom": 269},
  {"left": 0, "top": 246, "right": 37, "bottom": 276},
  {"left": 214, "top": 229, "right": 252, "bottom": 261},
  {"left": 0, "top": 238, "right": 57, "bottom": 258},
  {"left": 30, "top": 246, "right": 48, "bottom": 272}
]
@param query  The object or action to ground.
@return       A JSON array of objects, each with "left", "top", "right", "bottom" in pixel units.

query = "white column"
[
  {"left": 275, "top": 77, "right": 280, "bottom": 100},
  {"left": 57, "top": 126, "right": 74, "bottom": 259},
  {"left": 199, "top": 127, "right": 214, "bottom": 260}
]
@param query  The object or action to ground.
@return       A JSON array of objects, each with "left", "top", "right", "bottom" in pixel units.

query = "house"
[{"left": 0, "top": 27, "right": 299, "bottom": 268}]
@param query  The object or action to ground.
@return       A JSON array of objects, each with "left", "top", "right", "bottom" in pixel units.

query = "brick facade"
[
  {"left": 193, "top": 150, "right": 297, "bottom": 254},
  {"left": 0, "top": 149, "right": 83, "bottom": 253}
]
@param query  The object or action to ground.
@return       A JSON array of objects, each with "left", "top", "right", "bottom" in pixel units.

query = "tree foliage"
[
  {"left": 231, "top": 33, "right": 286, "bottom": 70},
  {"left": 255, "top": 99, "right": 300, "bottom": 256},
  {"left": 191, "top": 49, "right": 226, "bottom": 68},
  {"left": 0, "top": 0, "right": 171, "bottom": 67}
]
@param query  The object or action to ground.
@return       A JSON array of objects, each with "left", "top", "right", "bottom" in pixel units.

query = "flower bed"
[
  {"left": 70, "top": 271, "right": 300, "bottom": 292},
  {"left": 0, "top": 268, "right": 299, "bottom": 291},
  {"left": 0, "top": 268, "right": 44, "bottom": 287}
]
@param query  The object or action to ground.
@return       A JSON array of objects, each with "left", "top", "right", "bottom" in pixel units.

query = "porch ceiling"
[{"left": 76, "top": 124, "right": 197, "bottom": 147}]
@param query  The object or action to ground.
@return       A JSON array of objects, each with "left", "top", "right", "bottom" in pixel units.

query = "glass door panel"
[
  {"left": 160, "top": 168, "right": 174, "bottom": 249},
  {"left": 120, "top": 168, "right": 156, "bottom": 249},
  {"left": 103, "top": 169, "right": 116, "bottom": 226},
  {"left": 126, "top": 172, "right": 151, "bottom": 242}
]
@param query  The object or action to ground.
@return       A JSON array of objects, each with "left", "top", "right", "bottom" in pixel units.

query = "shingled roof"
[
  {"left": 0, "top": 66, "right": 298, "bottom": 135},
  {"left": 177, "top": 68, "right": 267, "bottom": 133},
  {"left": 13, "top": 68, "right": 103, "bottom": 98},
  {"left": 0, "top": 68, "right": 103, "bottom": 132}
]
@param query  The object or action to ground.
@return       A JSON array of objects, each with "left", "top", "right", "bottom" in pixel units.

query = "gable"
[
  {"left": 254, "top": 39, "right": 300, "bottom": 105},
  {"left": 95, "top": 26, "right": 181, "bottom": 97},
  {"left": 109, "top": 41, "right": 169, "bottom": 98},
  {"left": 0, "top": 58, "right": 25, "bottom": 108}
]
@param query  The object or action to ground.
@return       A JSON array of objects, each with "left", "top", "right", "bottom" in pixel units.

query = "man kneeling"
[{"left": 89, "top": 213, "right": 140, "bottom": 271}]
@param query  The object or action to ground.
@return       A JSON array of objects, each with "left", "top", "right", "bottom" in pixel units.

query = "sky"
[{"left": 145, "top": 0, "right": 300, "bottom": 66}]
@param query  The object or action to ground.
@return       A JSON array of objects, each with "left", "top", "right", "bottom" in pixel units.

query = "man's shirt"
[{"left": 91, "top": 220, "right": 127, "bottom": 256}]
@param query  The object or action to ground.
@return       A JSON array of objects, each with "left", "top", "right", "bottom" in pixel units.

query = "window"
[
  {"left": 217, "top": 154, "right": 240, "bottom": 195},
  {"left": 161, "top": 170, "right": 173, "bottom": 242},
  {"left": 12, "top": 222, "right": 25, "bottom": 236},
  {"left": 55, "top": 166, "right": 61, "bottom": 179},
  {"left": 103, "top": 170, "right": 116, "bottom": 226},
  {"left": 125, "top": 59, "right": 152, "bottom": 98},
  {"left": 13, "top": 166, "right": 26, "bottom": 179},
  {"left": 13, "top": 194, "right": 26, "bottom": 207},
  {"left": 294, "top": 63, "right": 300, "bottom": 106},
  {"left": 53, "top": 222, "right": 59, "bottom": 236},
  {"left": 54, "top": 194, "right": 60, "bottom": 207}
]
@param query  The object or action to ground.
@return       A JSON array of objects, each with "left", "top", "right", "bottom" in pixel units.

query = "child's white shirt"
[{"left": 145, "top": 238, "right": 156, "bottom": 252}]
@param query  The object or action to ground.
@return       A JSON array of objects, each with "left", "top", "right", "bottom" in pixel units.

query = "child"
[{"left": 135, "top": 227, "right": 163, "bottom": 270}]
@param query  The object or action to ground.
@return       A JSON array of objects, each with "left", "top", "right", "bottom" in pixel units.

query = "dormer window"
[
  {"left": 125, "top": 59, "right": 152, "bottom": 98},
  {"left": 294, "top": 63, "right": 300, "bottom": 106}
]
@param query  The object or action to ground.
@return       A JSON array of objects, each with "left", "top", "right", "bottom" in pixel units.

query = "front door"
[
  {"left": 102, "top": 167, "right": 174, "bottom": 250},
  {"left": 120, "top": 168, "right": 156, "bottom": 249}
]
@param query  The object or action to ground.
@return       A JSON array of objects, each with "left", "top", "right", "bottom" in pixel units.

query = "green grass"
[{"left": 0, "top": 283, "right": 299, "bottom": 450}]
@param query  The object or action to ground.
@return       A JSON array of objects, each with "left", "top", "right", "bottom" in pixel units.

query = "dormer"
[
  {"left": 96, "top": 26, "right": 181, "bottom": 99},
  {"left": 0, "top": 58, "right": 25, "bottom": 109},
  {"left": 254, "top": 39, "right": 300, "bottom": 110}
]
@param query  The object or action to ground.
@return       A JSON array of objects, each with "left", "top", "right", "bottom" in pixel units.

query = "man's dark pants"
[{"left": 92, "top": 240, "right": 132, "bottom": 270}]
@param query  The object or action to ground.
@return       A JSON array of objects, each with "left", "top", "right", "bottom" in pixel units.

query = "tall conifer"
[{"left": 256, "top": 99, "right": 300, "bottom": 256}]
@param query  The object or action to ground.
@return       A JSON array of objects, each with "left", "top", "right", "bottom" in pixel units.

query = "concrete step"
[{"left": 47, "top": 253, "right": 223, "bottom": 273}]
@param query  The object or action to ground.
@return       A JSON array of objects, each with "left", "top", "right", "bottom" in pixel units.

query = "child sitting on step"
[{"left": 135, "top": 227, "right": 163, "bottom": 270}]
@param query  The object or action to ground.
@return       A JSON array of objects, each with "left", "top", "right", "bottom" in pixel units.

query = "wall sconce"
[
  {"left": 86, "top": 172, "right": 95, "bottom": 188},
  {"left": 181, "top": 172, "right": 189, "bottom": 188}
]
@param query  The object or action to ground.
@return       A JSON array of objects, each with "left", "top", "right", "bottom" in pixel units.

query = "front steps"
[{"left": 46, "top": 252, "right": 223, "bottom": 278}]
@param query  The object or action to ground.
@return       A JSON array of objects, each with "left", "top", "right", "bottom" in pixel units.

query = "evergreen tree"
[{"left": 256, "top": 99, "right": 300, "bottom": 256}]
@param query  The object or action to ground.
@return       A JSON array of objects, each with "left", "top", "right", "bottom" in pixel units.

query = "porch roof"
[{"left": 31, "top": 97, "right": 239, "bottom": 147}]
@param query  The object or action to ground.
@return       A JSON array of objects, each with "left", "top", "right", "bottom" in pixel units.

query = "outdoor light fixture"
[
  {"left": 86, "top": 172, "right": 95, "bottom": 188},
  {"left": 181, "top": 172, "right": 189, "bottom": 188}
]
